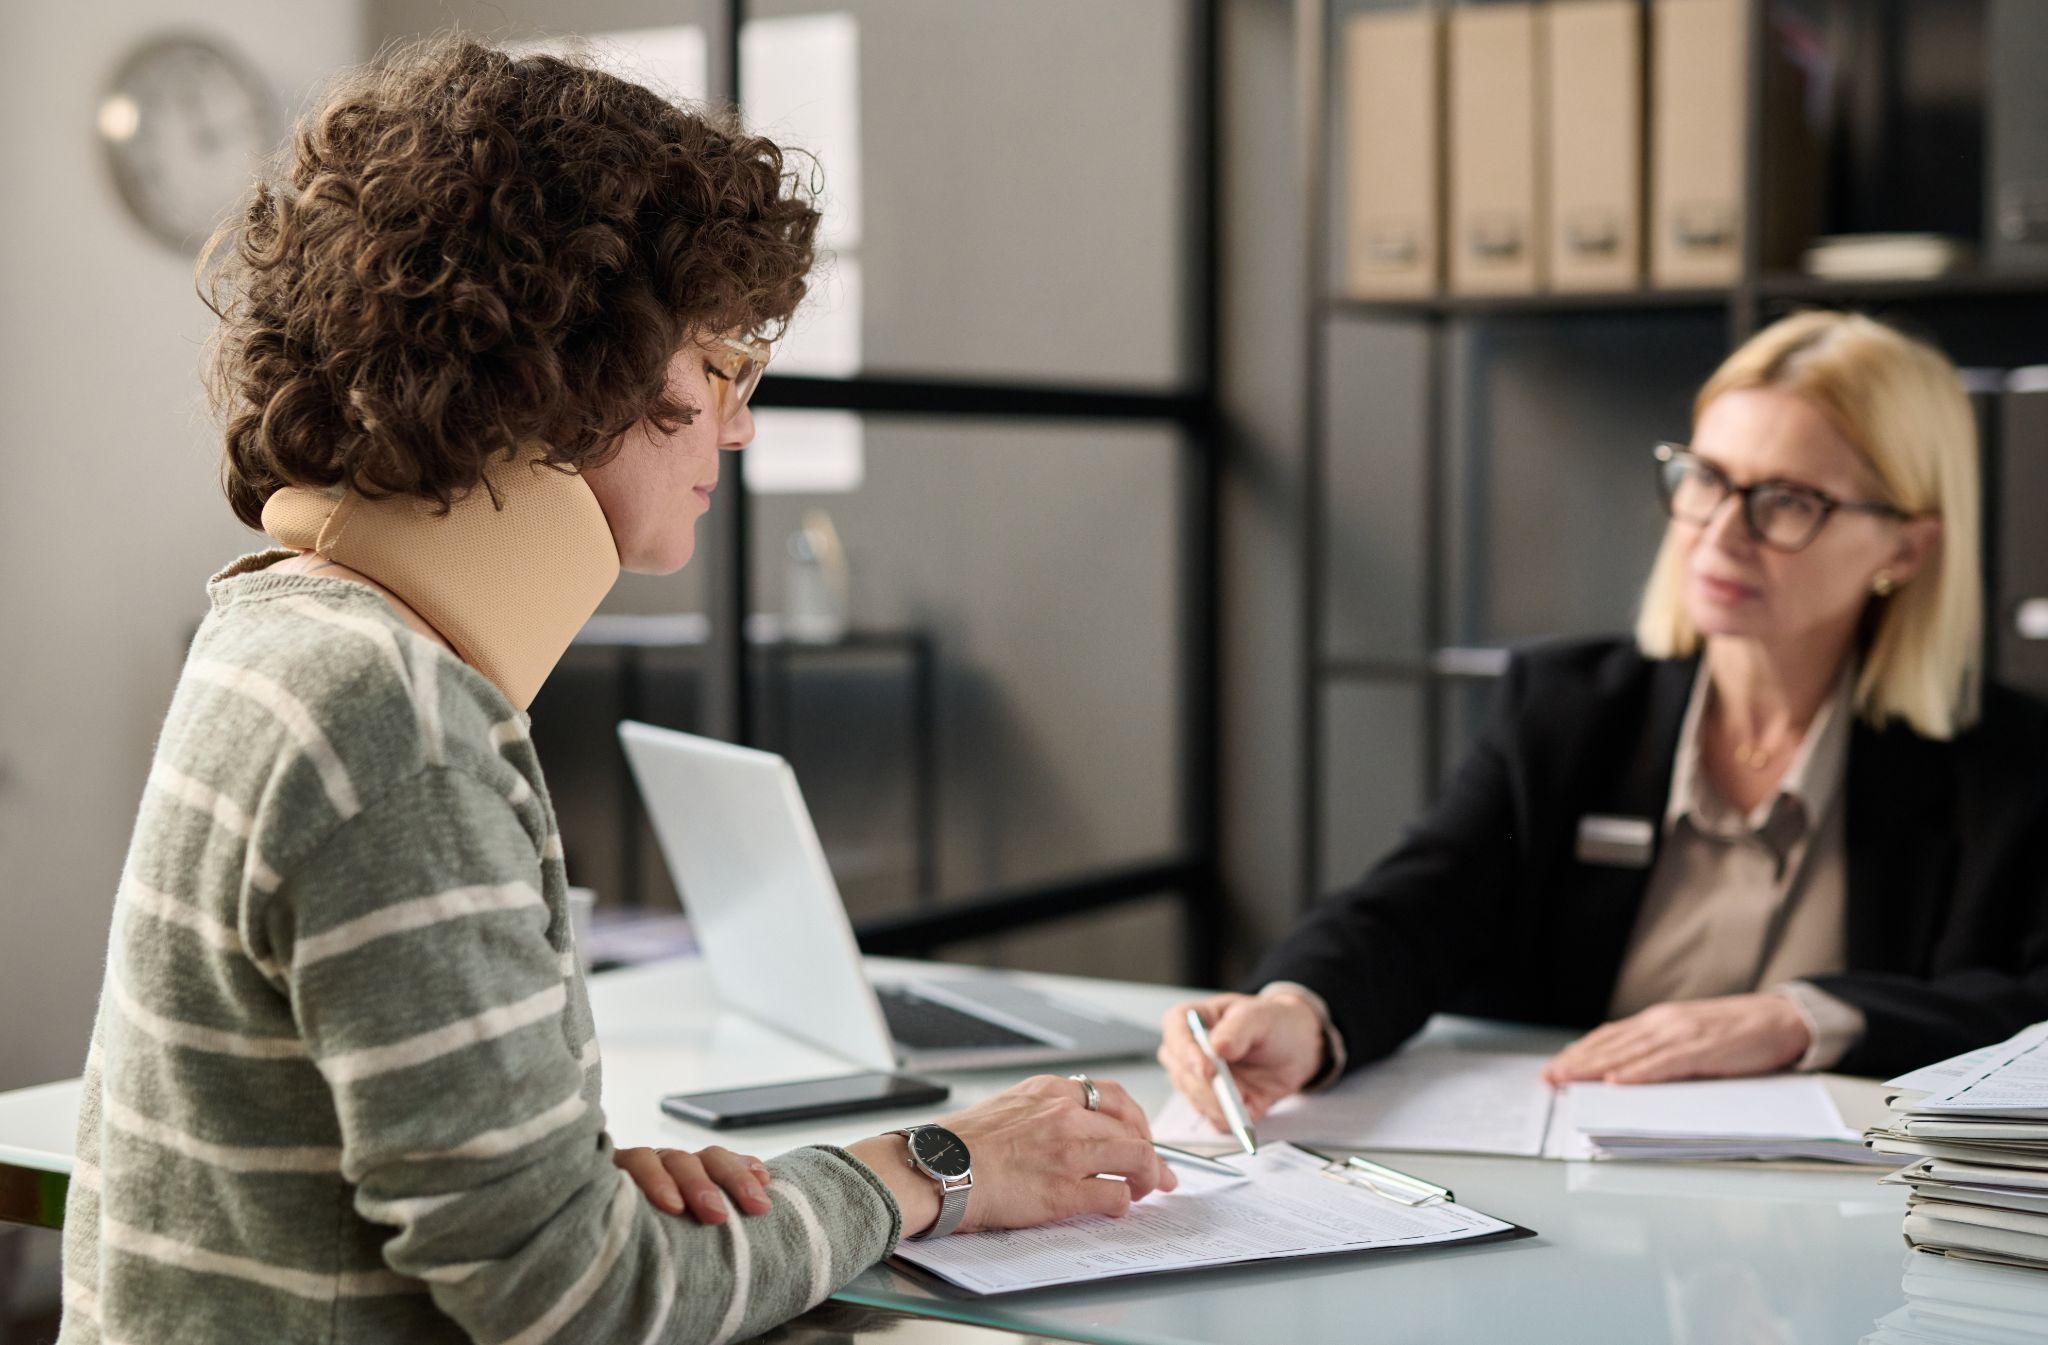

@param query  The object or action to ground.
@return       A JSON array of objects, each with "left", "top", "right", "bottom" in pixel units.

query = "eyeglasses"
[
  {"left": 1653, "top": 442, "right": 1908, "bottom": 553},
  {"left": 705, "top": 335, "right": 771, "bottom": 421}
]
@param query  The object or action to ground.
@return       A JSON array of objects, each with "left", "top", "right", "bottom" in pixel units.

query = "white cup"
[{"left": 565, "top": 886, "right": 597, "bottom": 978}]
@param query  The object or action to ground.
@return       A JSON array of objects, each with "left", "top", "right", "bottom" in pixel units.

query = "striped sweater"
[{"left": 59, "top": 555, "right": 902, "bottom": 1344}]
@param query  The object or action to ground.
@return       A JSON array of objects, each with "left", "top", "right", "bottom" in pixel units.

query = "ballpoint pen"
[
  {"left": 1342, "top": 1155, "right": 1452, "bottom": 1205},
  {"left": 1151, "top": 1140, "right": 1244, "bottom": 1177},
  {"left": 1185, "top": 1007, "right": 1259, "bottom": 1155},
  {"left": 1296, "top": 1144, "right": 1453, "bottom": 1206}
]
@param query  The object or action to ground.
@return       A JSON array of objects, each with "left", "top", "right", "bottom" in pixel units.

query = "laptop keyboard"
[{"left": 877, "top": 986, "right": 1043, "bottom": 1051}]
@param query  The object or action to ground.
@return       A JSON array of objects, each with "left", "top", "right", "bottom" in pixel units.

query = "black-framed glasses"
[{"left": 1653, "top": 442, "right": 1908, "bottom": 553}]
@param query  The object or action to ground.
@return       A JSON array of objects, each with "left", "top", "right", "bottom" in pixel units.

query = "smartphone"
[{"left": 661, "top": 1071, "right": 950, "bottom": 1129}]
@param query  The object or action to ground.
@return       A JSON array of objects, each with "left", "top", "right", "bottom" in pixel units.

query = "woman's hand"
[
  {"left": 1540, "top": 993, "right": 1812, "bottom": 1086},
  {"left": 845, "top": 1074, "right": 1177, "bottom": 1237},
  {"left": 614, "top": 1144, "right": 773, "bottom": 1224},
  {"left": 1156, "top": 991, "right": 1326, "bottom": 1129}
]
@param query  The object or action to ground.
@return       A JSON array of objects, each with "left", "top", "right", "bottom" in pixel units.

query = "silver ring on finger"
[{"left": 1068, "top": 1073, "right": 1100, "bottom": 1112}]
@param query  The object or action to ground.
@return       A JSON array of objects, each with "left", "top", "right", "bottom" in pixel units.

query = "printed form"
[
  {"left": 1891, "top": 1024, "right": 2048, "bottom": 1116},
  {"left": 891, "top": 1143, "right": 1519, "bottom": 1295},
  {"left": 1152, "top": 1049, "right": 1555, "bottom": 1156}
]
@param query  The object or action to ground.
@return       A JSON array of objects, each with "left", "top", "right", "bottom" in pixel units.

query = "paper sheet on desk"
[
  {"left": 890, "top": 1143, "right": 1519, "bottom": 1295},
  {"left": 1153, "top": 1049, "right": 1875, "bottom": 1163},
  {"left": 1567, "top": 1076, "right": 1891, "bottom": 1164},
  {"left": 1887, "top": 1044, "right": 2015, "bottom": 1099},
  {"left": 1567, "top": 1075, "right": 1853, "bottom": 1140},
  {"left": 1886, "top": 1023, "right": 2048, "bottom": 1117},
  {"left": 1151, "top": 1049, "right": 1556, "bottom": 1156}
]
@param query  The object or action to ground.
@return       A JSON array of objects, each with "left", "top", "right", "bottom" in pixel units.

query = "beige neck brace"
[{"left": 262, "top": 453, "right": 619, "bottom": 710}]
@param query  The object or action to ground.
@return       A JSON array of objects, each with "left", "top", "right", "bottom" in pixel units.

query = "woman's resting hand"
[
  {"left": 1539, "top": 992, "right": 1813, "bottom": 1086},
  {"left": 613, "top": 1144, "right": 773, "bottom": 1223}
]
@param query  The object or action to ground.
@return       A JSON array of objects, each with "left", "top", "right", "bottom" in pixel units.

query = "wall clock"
[{"left": 97, "top": 33, "right": 277, "bottom": 253}]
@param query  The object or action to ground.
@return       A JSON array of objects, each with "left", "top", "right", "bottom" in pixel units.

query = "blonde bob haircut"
[{"left": 1634, "top": 310, "right": 1982, "bottom": 740}]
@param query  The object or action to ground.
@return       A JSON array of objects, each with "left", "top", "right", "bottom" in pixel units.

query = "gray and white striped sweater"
[{"left": 59, "top": 555, "right": 901, "bottom": 1344}]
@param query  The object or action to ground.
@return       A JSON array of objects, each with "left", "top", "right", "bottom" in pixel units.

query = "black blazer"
[{"left": 1255, "top": 638, "right": 2048, "bottom": 1080}]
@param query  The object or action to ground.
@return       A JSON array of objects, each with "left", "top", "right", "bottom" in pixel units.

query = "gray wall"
[{"left": 0, "top": 2, "right": 364, "bottom": 1092}]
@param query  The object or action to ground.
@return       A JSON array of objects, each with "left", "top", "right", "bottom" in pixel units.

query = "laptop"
[{"left": 617, "top": 721, "right": 1160, "bottom": 1073}]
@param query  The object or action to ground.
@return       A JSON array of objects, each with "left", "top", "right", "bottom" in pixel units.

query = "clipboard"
[{"left": 888, "top": 1142, "right": 1536, "bottom": 1296}]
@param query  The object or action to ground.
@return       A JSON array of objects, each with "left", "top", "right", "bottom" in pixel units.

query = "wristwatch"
[{"left": 890, "top": 1124, "right": 973, "bottom": 1239}]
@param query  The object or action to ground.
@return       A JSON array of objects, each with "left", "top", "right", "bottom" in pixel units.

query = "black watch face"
[{"left": 910, "top": 1126, "right": 971, "bottom": 1178}]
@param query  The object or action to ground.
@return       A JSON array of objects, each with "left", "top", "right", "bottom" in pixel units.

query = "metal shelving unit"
[{"left": 1298, "top": 0, "right": 2048, "bottom": 908}]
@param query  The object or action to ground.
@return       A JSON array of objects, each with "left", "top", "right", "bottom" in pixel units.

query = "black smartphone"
[{"left": 660, "top": 1072, "right": 950, "bottom": 1129}]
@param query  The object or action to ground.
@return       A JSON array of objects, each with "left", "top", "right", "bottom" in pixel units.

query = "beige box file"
[
  {"left": 1448, "top": 2, "right": 1544, "bottom": 295},
  {"left": 1649, "top": 0, "right": 1746, "bottom": 287},
  {"left": 1545, "top": 0, "right": 1642, "bottom": 291},
  {"left": 1649, "top": 0, "right": 1818, "bottom": 287},
  {"left": 1341, "top": 8, "right": 1444, "bottom": 298}
]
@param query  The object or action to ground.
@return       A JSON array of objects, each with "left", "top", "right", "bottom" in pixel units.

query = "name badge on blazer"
[{"left": 1575, "top": 814, "right": 1656, "bottom": 869}]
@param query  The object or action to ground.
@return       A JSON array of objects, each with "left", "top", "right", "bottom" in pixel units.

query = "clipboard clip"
[{"left": 1301, "top": 1146, "right": 1453, "bottom": 1207}]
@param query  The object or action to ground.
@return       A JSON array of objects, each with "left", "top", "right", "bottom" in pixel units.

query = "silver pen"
[
  {"left": 1298, "top": 1144, "right": 1453, "bottom": 1206},
  {"left": 1151, "top": 1140, "right": 1244, "bottom": 1177},
  {"left": 1185, "top": 1007, "right": 1259, "bottom": 1154},
  {"left": 1342, "top": 1155, "right": 1452, "bottom": 1205}
]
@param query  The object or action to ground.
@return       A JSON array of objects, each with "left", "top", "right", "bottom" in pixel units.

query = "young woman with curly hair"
[{"left": 59, "top": 36, "right": 1170, "bottom": 1345}]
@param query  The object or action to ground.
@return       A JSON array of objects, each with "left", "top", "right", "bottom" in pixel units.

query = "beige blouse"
[
  {"left": 1605, "top": 663, "right": 1866, "bottom": 1070},
  {"left": 1277, "top": 661, "right": 1869, "bottom": 1085}
]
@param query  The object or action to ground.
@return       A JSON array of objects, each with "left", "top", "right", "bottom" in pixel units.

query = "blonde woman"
[{"left": 1162, "top": 310, "right": 2048, "bottom": 1125}]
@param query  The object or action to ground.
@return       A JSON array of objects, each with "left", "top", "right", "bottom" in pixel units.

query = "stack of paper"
[
  {"left": 1867, "top": 1024, "right": 2048, "bottom": 1270},
  {"left": 1569, "top": 1076, "right": 1891, "bottom": 1165},
  {"left": 1866, "top": 1248, "right": 2048, "bottom": 1344},
  {"left": 1802, "top": 233, "right": 1974, "bottom": 280}
]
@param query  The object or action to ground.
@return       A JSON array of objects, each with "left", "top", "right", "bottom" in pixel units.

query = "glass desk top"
[
  {"left": 580, "top": 957, "right": 1980, "bottom": 1345},
  {"left": 835, "top": 1152, "right": 1913, "bottom": 1345},
  {"left": 11, "top": 955, "right": 2037, "bottom": 1343}
]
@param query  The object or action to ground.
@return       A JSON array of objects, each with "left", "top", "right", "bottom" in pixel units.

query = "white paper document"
[
  {"left": 1153, "top": 1046, "right": 1871, "bottom": 1162},
  {"left": 890, "top": 1143, "right": 1519, "bottom": 1295},
  {"left": 1539, "top": 1084, "right": 1595, "bottom": 1161},
  {"left": 1886, "top": 1044, "right": 2014, "bottom": 1099},
  {"left": 1152, "top": 1049, "right": 1556, "bottom": 1156},
  {"left": 1887, "top": 1024, "right": 2048, "bottom": 1117},
  {"left": 1566, "top": 1076, "right": 1887, "bottom": 1164},
  {"left": 1568, "top": 1075, "right": 1848, "bottom": 1139},
  {"left": 1905, "top": 1160, "right": 2048, "bottom": 1193}
]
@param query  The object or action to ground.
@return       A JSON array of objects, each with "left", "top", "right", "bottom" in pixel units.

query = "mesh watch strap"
[
  {"left": 891, "top": 1126, "right": 974, "bottom": 1240},
  {"left": 927, "top": 1175, "right": 971, "bottom": 1239}
]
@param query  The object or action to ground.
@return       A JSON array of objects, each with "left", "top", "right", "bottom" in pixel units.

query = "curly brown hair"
[{"left": 203, "top": 35, "right": 821, "bottom": 529}]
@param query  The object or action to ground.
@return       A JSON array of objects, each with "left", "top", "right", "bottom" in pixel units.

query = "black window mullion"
[
  {"left": 715, "top": 0, "right": 1219, "bottom": 982},
  {"left": 754, "top": 373, "right": 1209, "bottom": 426}
]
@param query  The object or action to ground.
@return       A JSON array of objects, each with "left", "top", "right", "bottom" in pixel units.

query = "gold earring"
[{"left": 1872, "top": 570, "right": 1897, "bottom": 597}]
